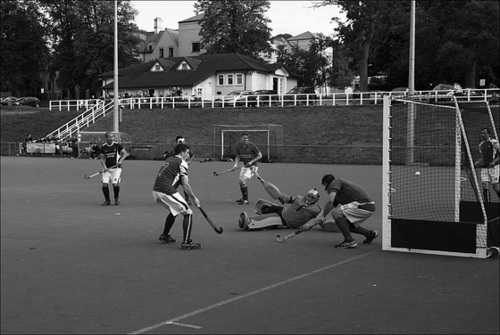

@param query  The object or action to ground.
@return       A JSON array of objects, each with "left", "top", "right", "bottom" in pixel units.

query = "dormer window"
[
  {"left": 154, "top": 64, "right": 162, "bottom": 71},
  {"left": 148, "top": 44, "right": 153, "bottom": 51}
]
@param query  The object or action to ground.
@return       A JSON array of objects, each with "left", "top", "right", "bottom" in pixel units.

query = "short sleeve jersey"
[
  {"left": 325, "top": 178, "right": 373, "bottom": 205},
  {"left": 236, "top": 142, "right": 260, "bottom": 165},
  {"left": 282, "top": 195, "right": 322, "bottom": 227},
  {"left": 153, "top": 156, "right": 188, "bottom": 195},
  {"left": 479, "top": 138, "right": 499, "bottom": 167},
  {"left": 100, "top": 142, "right": 124, "bottom": 168}
]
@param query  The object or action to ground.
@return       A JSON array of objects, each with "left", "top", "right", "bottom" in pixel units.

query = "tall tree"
[
  {"left": 278, "top": 34, "right": 333, "bottom": 88},
  {"left": 0, "top": 0, "right": 49, "bottom": 96},
  {"left": 419, "top": 0, "right": 499, "bottom": 88},
  {"left": 194, "top": 0, "right": 273, "bottom": 59},
  {"left": 318, "top": 0, "right": 396, "bottom": 91},
  {"left": 40, "top": 0, "right": 141, "bottom": 98}
]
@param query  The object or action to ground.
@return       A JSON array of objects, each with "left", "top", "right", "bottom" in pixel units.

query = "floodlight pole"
[
  {"left": 406, "top": 0, "right": 416, "bottom": 165},
  {"left": 113, "top": 0, "right": 119, "bottom": 133}
]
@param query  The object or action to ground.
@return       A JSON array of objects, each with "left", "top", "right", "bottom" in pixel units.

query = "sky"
[{"left": 131, "top": 1, "right": 343, "bottom": 37}]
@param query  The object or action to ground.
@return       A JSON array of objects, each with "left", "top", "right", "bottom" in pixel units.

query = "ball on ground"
[{"left": 415, "top": 171, "right": 421, "bottom": 176}]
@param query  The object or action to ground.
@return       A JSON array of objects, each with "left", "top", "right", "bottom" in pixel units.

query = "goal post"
[
  {"left": 382, "top": 96, "right": 499, "bottom": 258},
  {"left": 213, "top": 124, "right": 283, "bottom": 161}
]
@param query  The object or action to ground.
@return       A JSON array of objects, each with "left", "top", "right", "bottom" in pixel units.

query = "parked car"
[
  {"left": 251, "top": 90, "right": 278, "bottom": 105},
  {"left": 389, "top": 87, "right": 408, "bottom": 99},
  {"left": 1, "top": 96, "right": 20, "bottom": 106},
  {"left": 18, "top": 96, "right": 41, "bottom": 108},
  {"left": 284, "top": 87, "right": 318, "bottom": 105},
  {"left": 223, "top": 90, "right": 254, "bottom": 105}
]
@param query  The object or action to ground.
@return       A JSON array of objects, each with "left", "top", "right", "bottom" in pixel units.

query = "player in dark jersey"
[
  {"left": 316, "top": 174, "right": 378, "bottom": 249},
  {"left": 231, "top": 133, "right": 263, "bottom": 205},
  {"left": 474, "top": 127, "right": 500, "bottom": 202},
  {"left": 100, "top": 132, "right": 129, "bottom": 206},
  {"left": 152, "top": 143, "right": 202, "bottom": 250}
]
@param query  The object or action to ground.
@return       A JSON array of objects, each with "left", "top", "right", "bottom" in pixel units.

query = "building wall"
[
  {"left": 143, "top": 29, "right": 179, "bottom": 62},
  {"left": 178, "top": 21, "right": 202, "bottom": 57}
]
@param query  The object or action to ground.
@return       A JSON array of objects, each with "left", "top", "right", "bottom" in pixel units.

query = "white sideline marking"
[
  {"left": 129, "top": 251, "right": 378, "bottom": 334},
  {"left": 169, "top": 321, "right": 201, "bottom": 329}
]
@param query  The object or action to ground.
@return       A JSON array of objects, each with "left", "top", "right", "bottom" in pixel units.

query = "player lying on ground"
[{"left": 238, "top": 188, "right": 325, "bottom": 231}]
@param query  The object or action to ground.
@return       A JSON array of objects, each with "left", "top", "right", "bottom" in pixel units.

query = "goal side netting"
[
  {"left": 382, "top": 97, "right": 499, "bottom": 258},
  {"left": 213, "top": 124, "right": 283, "bottom": 161}
]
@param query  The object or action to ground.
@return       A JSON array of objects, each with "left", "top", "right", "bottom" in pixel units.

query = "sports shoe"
[
  {"left": 181, "top": 240, "right": 202, "bottom": 250},
  {"left": 114, "top": 198, "right": 120, "bottom": 206},
  {"left": 235, "top": 198, "right": 244, "bottom": 203},
  {"left": 237, "top": 199, "right": 249, "bottom": 205},
  {"left": 335, "top": 240, "right": 357, "bottom": 249},
  {"left": 363, "top": 230, "right": 379, "bottom": 244},
  {"left": 239, "top": 212, "right": 251, "bottom": 230},
  {"left": 159, "top": 234, "right": 176, "bottom": 243},
  {"left": 486, "top": 247, "right": 499, "bottom": 259},
  {"left": 101, "top": 200, "right": 111, "bottom": 206}
]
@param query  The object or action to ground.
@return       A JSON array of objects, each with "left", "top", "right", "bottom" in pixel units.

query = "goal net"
[
  {"left": 382, "top": 96, "right": 499, "bottom": 258},
  {"left": 77, "top": 131, "right": 132, "bottom": 154},
  {"left": 213, "top": 124, "right": 283, "bottom": 161}
]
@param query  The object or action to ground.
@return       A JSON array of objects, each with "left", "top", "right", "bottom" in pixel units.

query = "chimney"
[{"left": 154, "top": 17, "right": 163, "bottom": 34}]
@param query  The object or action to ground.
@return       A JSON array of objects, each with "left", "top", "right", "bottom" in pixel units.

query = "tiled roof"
[
  {"left": 179, "top": 13, "right": 204, "bottom": 23},
  {"left": 288, "top": 31, "right": 317, "bottom": 41},
  {"left": 99, "top": 53, "right": 290, "bottom": 89}
]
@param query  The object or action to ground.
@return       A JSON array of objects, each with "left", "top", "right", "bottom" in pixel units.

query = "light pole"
[
  {"left": 113, "top": 0, "right": 119, "bottom": 133},
  {"left": 406, "top": 0, "right": 416, "bottom": 165}
]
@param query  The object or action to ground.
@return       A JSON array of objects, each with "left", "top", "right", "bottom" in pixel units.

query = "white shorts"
[
  {"left": 239, "top": 166, "right": 258, "bottom": 181},
  {"left": 102, "top": 167, "right": 122, "bottom": 184},
  {"left": 480, "top": 166, "right": 500, "bottom": 184},
  {"left": 152, "top": 191, "right": 192, "bottom": 216},
  {"left": 340, "top": 201, "right": 375, "bottom": 227}
]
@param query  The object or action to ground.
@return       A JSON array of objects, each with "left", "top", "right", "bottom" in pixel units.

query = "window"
[
  {"left": 218, "top": 74, "right": 224, "bottom": 86},
  {"left": 148, "top": 44, "right": 153, "bottom": 51},
  {"left": 154, "top": 64, "right": 161, "bottom": 71},
  {"left": 192, "top": 42, "right": 201, "bottom": 53},
  {"left": 227, "top": 74, "right": 234, "bottom": 85},
  {"left": 236, "top": 74, "right": 243, "bottom": 85},
  {"left": 168, "top": 47, "right": 173, "bottom": 57},
  {"left": 159, "top": 48, "right": 164, "bottom": 58},
  {"left": 181, "top": 62, "right": 188, "bottom": 70}
]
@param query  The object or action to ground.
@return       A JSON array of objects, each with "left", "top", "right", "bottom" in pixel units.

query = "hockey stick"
[
  {"left": 276, "top": 219, "right": 321, "bottom": 242},
  {"left": 213, "top": 167, "right": 236, "bottom": 176},
  {"left": 83, "top": 165, "right": 118, "bottom": 180},
  {"left": 197, "top": 206, "right": 223, "bottom": 234}
]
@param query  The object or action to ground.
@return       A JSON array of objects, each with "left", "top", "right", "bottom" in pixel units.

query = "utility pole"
[
  {"left": 406, "top": 0, "right": 416, "bottom": 165},
  {"left": 113, "top": 0, "right": 119, "bottom": 133}
]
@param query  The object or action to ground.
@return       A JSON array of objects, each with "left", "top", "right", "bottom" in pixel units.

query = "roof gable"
[{"left": 100, "top": 53, "right": 289, "bottom": 89}]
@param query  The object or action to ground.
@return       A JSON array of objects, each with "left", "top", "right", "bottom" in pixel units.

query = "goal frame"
[
  {"left": 213, "top": 124, "right": 283, "bottom": 161},
  {"left": 382, "top": 96, "right": 494, "bottom": 258}
]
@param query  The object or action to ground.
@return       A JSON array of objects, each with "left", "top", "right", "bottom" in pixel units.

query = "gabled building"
[
  {"left": 138, "top": 14, "right": 204, "bottom": 62},
  {"left": 98, "top": 53, "right": 298, "bottom": 100}
]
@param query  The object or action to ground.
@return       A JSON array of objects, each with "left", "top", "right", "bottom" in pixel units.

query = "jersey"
[
  {"left": 153, "top": 156, "right": 188, "bottom": 195},
  {"left": 282, "top": 195, "right": 322, "bottom": 228},
  {"left": 325, "top": 178, "right": 373, "bottom": 205},
  {"left": 100, "top": 142, "right": 124, "bottom": 168},
  {"left": 236, "top": 142, "right": 260, "bottom": 165},
  {"left": 478, "top": 138, "right": 499, "bottom": 168}
]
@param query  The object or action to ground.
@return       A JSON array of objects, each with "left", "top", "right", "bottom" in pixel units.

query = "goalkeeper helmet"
[{"left": 305, "top": 188, "right": 320, "bottom": 205}]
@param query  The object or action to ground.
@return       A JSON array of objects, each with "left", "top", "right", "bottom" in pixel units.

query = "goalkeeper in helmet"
[{"left": 238, "top": 188, "right": 323, "bottom": 231}]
